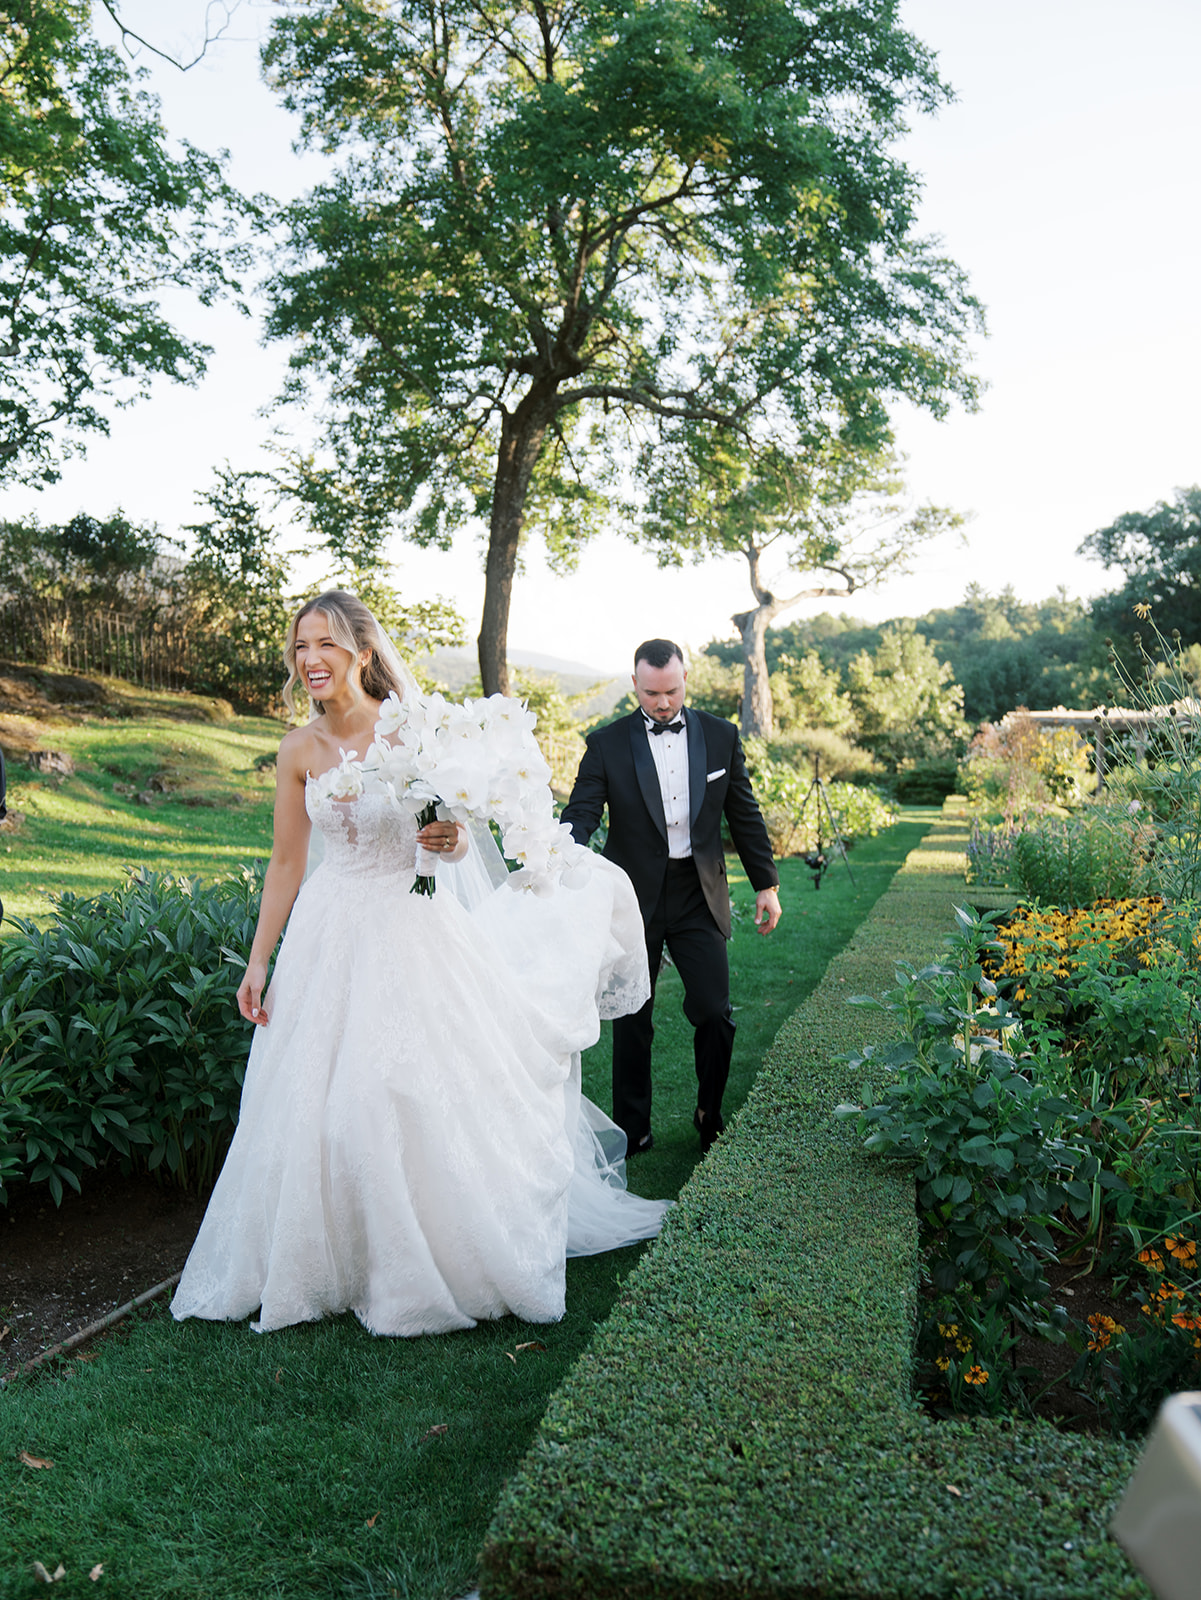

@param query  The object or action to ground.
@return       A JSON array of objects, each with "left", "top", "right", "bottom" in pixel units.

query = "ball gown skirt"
[{"left": 171, "top": 785, "right": 668, "bottom": 1336}]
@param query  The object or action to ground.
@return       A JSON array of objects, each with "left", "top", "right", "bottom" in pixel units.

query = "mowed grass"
[
  {"left": 0, "top": 815, "right": 931, "bottom": 1600},
  {"left": 1, "top": 682, "right": 280, "bottom": 927}
]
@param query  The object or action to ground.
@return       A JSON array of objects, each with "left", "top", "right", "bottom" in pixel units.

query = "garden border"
[{"left": 481, "top": 808, "right": 1148, "bottom": 1599}]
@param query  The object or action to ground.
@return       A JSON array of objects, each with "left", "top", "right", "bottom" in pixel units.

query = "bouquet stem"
[{"left": 411, "top": 801, "right": 439, "bottom": 895}]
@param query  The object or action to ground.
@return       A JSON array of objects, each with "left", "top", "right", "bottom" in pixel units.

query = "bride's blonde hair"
[{"left": 282, "top": 590, "right": 405, "bottom": 719}]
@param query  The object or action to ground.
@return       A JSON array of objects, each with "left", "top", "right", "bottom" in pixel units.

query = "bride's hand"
[
  {"left": 416, "top": 820, "right": 467, "bottom": 863},
  {"left": 238, "top": 959, "right": 270, "bottom": 1026}
]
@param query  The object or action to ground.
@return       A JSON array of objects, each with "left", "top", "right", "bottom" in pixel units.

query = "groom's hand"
[{"left": 754, "top": 888, "right": 781, "bottom": 936}]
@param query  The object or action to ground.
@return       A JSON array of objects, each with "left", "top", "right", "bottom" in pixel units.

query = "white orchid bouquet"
[{"left": 315, "top": 690, "right": 578, "bottom": 897}]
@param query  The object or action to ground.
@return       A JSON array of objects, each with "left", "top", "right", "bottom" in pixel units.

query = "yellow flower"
[
  {"left": 1133, "top": 601, "right": 1153, "bottom": 620},
  {"left": 964, "top": 1365, "right": 989, "bottom": 1386},
  {"left": 935, "top": 1356, "right": 950, "bottom": 1372}
]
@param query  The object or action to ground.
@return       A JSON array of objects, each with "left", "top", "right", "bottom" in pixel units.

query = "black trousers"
[{"left": 611, "top": 857, "right": 736, "bottom": 1147}]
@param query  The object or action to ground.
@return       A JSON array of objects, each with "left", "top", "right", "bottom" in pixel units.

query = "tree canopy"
[
  {"left": 637, "top": 434, "right": 960, "bottom": 733},
  {"left": 0, "top": 0, "right": 247, "bottom": 485},
  {"left": 263, "top": 0, "right": 981, "bottom": 693},
  {"left": 1080, "top": 486, "right": 1201, "bottom": 649}
]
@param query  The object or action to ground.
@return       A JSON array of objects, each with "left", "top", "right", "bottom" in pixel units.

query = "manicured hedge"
[{"left": 481, "top": 810, "right": 1147, "bottom": 1599}]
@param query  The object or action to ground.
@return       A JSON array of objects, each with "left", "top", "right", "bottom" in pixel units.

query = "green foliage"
[
  {"left": 1082, "top": 486, "right": 1201, "bottom": 650},
  {"left": 890, "top": 759, "right": 961, "bottom": 803},
  {"left": 1008, "top": 811, "right": 1153, "bottom": 905},
  {"left": 989, "top": 899, "right": 1201, "bottom": 1242},
  {"left": 1100, "top": 608, "right": 1201, "bottom": 903},
  {"left": 0, "top": 5, "right": 249, "bottom": 485},
  {"left": 742, "top": 735, "right": 896, "bottom": 856},
  {"left": 839, "top": 908, "right": 1093, "bottom": 1317},
  {"left": 958, "top": 714, "right": 1092, "bottom": 814},
  {"left": 262, "top": 0, "right": 981, "bottom": 688},
  {"left": 769, "top": 650, "right": 855, "bottom": 733},
  {"left": 484, "top": 810, "right": 1146, "bottom": 1600},
  {"left": 764, "top": 724, "right": 884, "bottom": 785},
  {"left": 0, "top": 867, "right": 263, "bottom": 1204},
  {"left": 180, "top": 468, "right": 294, "bottom": 707},
  {"left": 846, "top": 620, "right": 970, "bottom": 768},
  {"left": 718, "top": 586, "right": 1111, "bottom": 726},
  {"left": 681, "top": 654, "right": 741, "bottom": 722},
  {"left": 965, "top": 816, "right": 1019, "bottom": 886}
]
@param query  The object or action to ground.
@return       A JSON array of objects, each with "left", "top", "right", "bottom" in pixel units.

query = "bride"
[{"left": 171, "top": 590, "right": 669, "bottom": 1337}]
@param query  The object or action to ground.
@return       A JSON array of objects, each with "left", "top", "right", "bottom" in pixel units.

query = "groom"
[{"left": 562, "top": 638, "right": 781, "bottom": 1156}]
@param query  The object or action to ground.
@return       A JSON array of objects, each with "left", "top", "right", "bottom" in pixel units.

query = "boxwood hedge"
[{"left": 481, "top": 809, "right": 1147, "bottom": 1599}]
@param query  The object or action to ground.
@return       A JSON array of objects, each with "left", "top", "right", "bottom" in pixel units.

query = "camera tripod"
[{"left": 785, "top": 754, "right": 855, "bottom": 890}]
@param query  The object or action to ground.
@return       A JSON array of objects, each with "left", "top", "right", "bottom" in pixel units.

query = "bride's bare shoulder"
[{"left": 277, "top": 724, "right": 319, "bottom": 775}]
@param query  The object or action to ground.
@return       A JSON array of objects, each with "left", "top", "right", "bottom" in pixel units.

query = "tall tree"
[
  {"left": 1080, "top": 486, "right": 1201, "bottom": 649},
  {"left": 640, "top": 437, "right": 961, "bottom": 734},
  {"left": 0, "top": 1, "right": 247, "bottom": 485},
  {"left": 263, "top": 0, "right": 981, "bottom": 694},
  {"left": 845, "top": 619, "right": 967, "bottom": 768}
]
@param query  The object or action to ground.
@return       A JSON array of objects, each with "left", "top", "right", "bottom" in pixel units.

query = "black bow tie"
[{"left": 648, "top": 717, "right": 684, "bottom": 735}]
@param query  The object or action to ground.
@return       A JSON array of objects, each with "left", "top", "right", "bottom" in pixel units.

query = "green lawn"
[
  {"left": 2, "top": 695, "right": 280, "bottom": 927},
  {"left": 0, "top": 817, "right": 930, "bottom": 1600}
]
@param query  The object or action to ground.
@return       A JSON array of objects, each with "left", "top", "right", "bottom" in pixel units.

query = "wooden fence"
[{"left": 0, "top": 603, "right": 279, "bottom": 707}]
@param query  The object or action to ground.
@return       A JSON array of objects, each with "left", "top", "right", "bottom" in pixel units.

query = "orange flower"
[
  {"left": 1139, "top": 1247, "right": 1165, "bottom": 1273},
  {"left": 964, "top": 1365, "right": 989, "bottom": 1386},
  {"left": 1087, "top": 1313, "right": 1124, "bottom": 1352},
  {"left": 1167, "top": 1237, "right": 1197, "bottom": 1266}
]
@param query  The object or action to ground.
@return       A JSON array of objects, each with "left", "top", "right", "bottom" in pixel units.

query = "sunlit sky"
[{"left": 7, "top": 0, "right": 1200, "bottom": 673}]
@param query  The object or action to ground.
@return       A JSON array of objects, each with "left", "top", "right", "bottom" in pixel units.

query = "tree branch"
[{"left": 98, "top": 1, "right": 240, "bottom": 71}]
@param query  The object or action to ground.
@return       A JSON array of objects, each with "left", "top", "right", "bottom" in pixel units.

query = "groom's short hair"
[{"left": 634, "top": 638, "right": 684, "bottom": 671}]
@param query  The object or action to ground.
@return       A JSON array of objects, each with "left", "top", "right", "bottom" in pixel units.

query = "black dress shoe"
[
  {"left": 693, "top": 1108, "right": 724, "bottom": 1153},
  {"left": 626, "top": 1132, "right": 654, "bottom": 1158}
]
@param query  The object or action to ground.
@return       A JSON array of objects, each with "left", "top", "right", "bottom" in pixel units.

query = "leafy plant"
[
  {"left": 1100, "top": 606, "right": 1201, "bottom": 903},
  {"left": 743, "top": 737, "right": 896, "bottom": 857},
  {"left": 837, "top": 907, "right": 1094, "bottom": 1320},
  {"left": 0, "top": 866, "right": 263, "bottom": 1203},
  {"left": 1009, "top": 810, "right": 1152, "bottom": 905}
]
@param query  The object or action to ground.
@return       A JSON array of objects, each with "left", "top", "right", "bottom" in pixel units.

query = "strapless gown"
[{"left": 171, "top": 783, "right": 668, "bottom": 1336}]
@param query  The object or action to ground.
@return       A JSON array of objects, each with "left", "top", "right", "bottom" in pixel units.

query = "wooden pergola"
[{"left": 997, "top": 704, "right": 1200, "bottom": 787}]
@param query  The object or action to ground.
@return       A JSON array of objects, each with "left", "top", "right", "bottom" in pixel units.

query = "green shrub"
[
  {"left": 959, "top": 716, "right": 1092, "bottom": 813},
  {"left": 890, "top": 758, "right": 961, "bottom": 803},
  {"left": 763, "top": 724, "right": 883, "bottom": 785},
  {"left": 0, "top": 866, "right": 262, "bottom": 1204},
  {"left": 743, "top": 736, "right": 896, "bottom": 857},
  {"left": 1010, "top": 810, "right": 1153, "bottom": 905},
  {"left": 838, "top": 907, "right": 1095, "bottom": 1320}
]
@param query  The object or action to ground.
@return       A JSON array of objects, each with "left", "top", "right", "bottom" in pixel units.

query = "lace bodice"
[{"left": 306, "top": 780, "right": 418, "bottom": 880}]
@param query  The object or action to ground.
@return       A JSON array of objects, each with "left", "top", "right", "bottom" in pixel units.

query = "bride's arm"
[{"left": 237, "top": 733, "right": 312, "bottom": 1026}]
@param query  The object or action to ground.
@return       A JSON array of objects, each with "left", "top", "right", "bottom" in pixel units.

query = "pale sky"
[{"left": 6, "top": 0, "right": 1199, "bottom": 674}]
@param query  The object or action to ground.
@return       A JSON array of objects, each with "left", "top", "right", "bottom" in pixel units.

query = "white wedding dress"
[{"left": 171, "top": 781, "right": 668, "bottom": 1337}]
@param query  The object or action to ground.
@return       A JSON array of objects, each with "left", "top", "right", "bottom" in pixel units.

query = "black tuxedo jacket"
[{"left": 561, "top": 707, "right": 778, "bottom": 940}]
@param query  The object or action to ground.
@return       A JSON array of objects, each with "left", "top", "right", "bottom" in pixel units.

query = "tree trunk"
[
  {"left": 477, "top": 386, "right": 559, "bottom": 696},
  {"left": 732, "top": 600, "right": 779, "bottom": 737}
]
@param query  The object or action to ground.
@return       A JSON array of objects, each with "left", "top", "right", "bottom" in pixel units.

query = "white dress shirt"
[{"left": 644, "top": 713, "right": 692, "bottom": 858}]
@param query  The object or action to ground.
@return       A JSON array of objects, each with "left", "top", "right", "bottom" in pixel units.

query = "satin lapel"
[
  {"left": 687, "top": 708, "right": 708, "bottom": 828},
  {"left": 628, "top": 714, "right": 668, "bottom": 842}
]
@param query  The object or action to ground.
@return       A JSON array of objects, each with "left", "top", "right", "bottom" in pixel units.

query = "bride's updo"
[{"left": 282, "top": 590, "right": 406, "bottom": 718}]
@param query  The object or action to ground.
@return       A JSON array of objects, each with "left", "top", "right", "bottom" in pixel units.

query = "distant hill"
[{"left": 419, "top": 647, "right": 627, "bottom": 722}]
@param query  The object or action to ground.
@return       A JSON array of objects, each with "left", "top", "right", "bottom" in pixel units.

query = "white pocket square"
[{"left": 706, "top": 768, "right": 726, "bottom": 782}]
